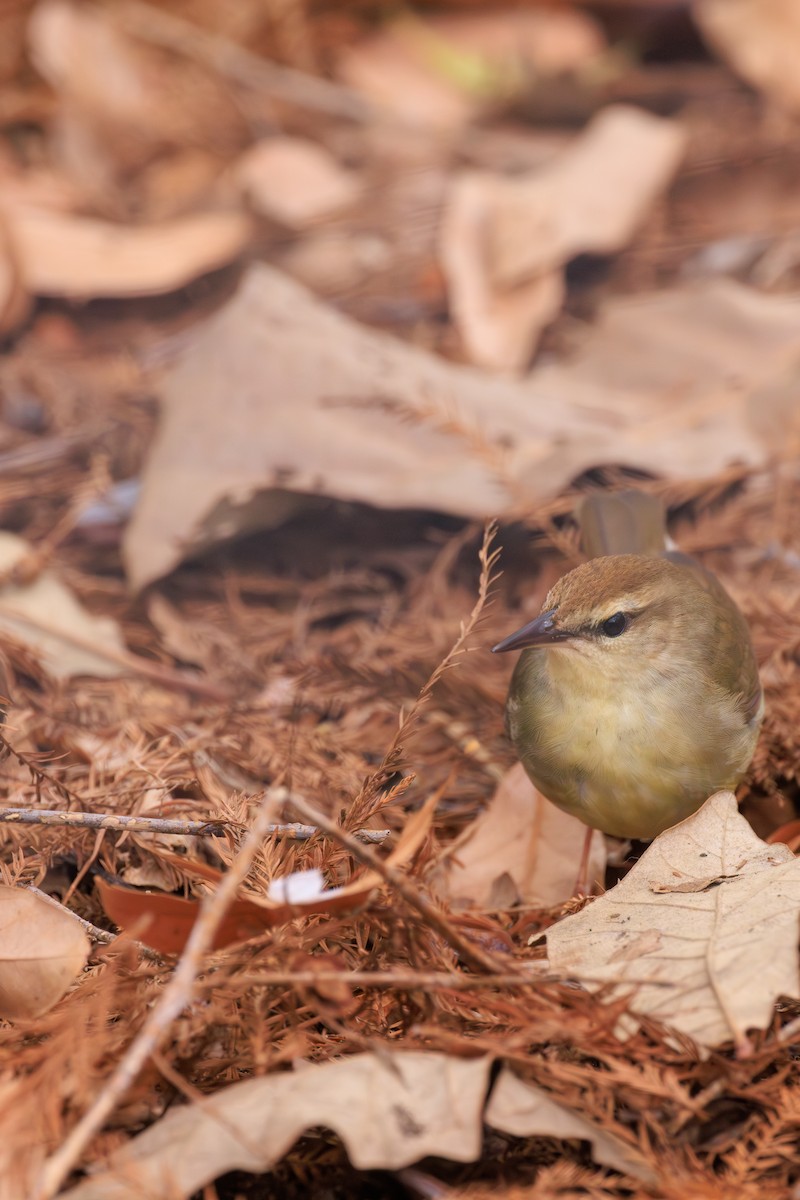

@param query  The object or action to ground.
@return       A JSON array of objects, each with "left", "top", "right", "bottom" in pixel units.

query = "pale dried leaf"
[
  {"left": 486, "top": 1067, "right": 656, "bottom": 1183},
  {"left": 695, "top": 0, "right": 800, "bottom": 114},
  {"left": 440, "top": 107, "right": 685, "bottom": 369},
  {"left": 31, "top": 0, "right": 163, "bottom": 128},
  {"left": 59, "top": 1052, "right": 493, "bottom": 1200},
  {"left": 0, "top": 216, "right": 30, "bottom": 336},
  {"left": 434, "top": 763, "right": 606, "bottom": 907},
  {"left": 236, "top": 138, "right": 361, "bottom": 229},
  {"left": 337, "top": 9, "right": 604, "bottom": 129},
  {"left": 0, "top": 887, "right": 89, "bottom": 1019},
  {"left": 440, "top": 170, "right": 565, "bottom": 371},
  {"left": 5, "top": 208, "right": 251, "bottom": 298},
  {"left": 29, "top": 0, "right": 247, "bottom": 191},
  {"left": 547, "top": 792, "right": 800, "bottom": 1049},
  {"left": 123, "top": 266, "right": 800, "bottom": 587},
  {"left": 278, "top": 230, "right": 393, "bottom": 293},
  {"left": 0, "top": 532, "right": 128, "bottom": 679},
  {"left": 146, "top": 594, "right": 207, "bottom": 667},
  {"left": 489, "top": 107, "right": 687, "bottom": 287}
]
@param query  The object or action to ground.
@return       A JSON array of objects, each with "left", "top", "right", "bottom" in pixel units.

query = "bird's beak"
[{"left": 491, "top": 608, "right": 573, "bottom": 653}]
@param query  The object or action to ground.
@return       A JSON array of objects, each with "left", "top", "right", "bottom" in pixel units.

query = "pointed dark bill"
[{"left": 491, "top": 608, "right": 573, "bottom": 653}]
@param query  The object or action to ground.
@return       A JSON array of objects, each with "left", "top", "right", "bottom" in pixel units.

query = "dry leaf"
[
  {"left": 0, "top": 887, "right": 89, "bottom": 1019},
  {"left": 29, "top": 0, "right": 247, "bottom": 203},
  {"left": 146, "top": 594, "right": 207, "bottom": 668},
  {"left": 440, "top": 106, "right": 686, "bottom": 369},
  {"left": 124, "top": 264, "right": 800, "bottom": 587},
  {"left": 4, "top": 209, "right": 251, "bottom": 299},
  {"left": 546, "top": 792, "right": 800, "bottom": 1050},
  {"left": 486, "top": 1067, "right": 656, "bottom": 1183},
  {"left": 236, "top": 137, "right": 361, "bottom": 229},
  {"left": 97, "top": 790, "right": 437, "bottom": 953},
  {"left": 440, "top": 171, "right": 565, "bottom": 372},
  {"left": 0, "top": 532, "right": 128, "bottom": 679},
  {"left": 695, "top": 0, "right": 800, "bottom": 115},
  {"left": 277, "top": 230, "right": 393, "bottom": 293},
  {"left": 0, "top": 216, "right": 30, "bottom": 336},
  {"left": 337, "top": 9, "right": 605, "bottom": 129},
  {"left": 60, "top": 1051, "right": 493, "bottom": 1200},
  {"left": 0, "top": 5, "right": 27, "bottom": 85},
  {"left": 434, "top": 763, "right": 606, "bottom": 908},
  {"left": 487, "top": 107, "right": 686, "bottom": 288}
]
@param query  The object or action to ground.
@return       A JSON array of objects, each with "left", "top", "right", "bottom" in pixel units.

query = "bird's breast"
[{"left": 506, "top": 645, "right": 758, "bottom": 839}]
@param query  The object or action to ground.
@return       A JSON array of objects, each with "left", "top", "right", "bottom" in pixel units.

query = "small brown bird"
[{"left": 492, "top": 492, "right": 763, "bottom": 845}]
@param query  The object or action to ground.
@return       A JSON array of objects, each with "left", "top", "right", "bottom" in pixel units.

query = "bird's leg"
[{"left": 574, "top": 826, "right": 595, "bottom": 897}]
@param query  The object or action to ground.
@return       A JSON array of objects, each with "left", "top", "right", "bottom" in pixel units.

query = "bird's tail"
[{"left": 577, "top": 490, "right": 668, "bottom": 559}]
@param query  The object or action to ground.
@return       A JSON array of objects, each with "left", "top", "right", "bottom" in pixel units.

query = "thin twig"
[
  {"left": 0, "top": 807, "right": 391, "bottom": 842},
  {"left": 236, "top": 968, "right": 546, "bottom": 990},
  {"left": 27, "top": 887, "right": 163, "bottom": 963},
  {"left": 32, "top": 789, "right": 282, "bottom": 1200},
  {"left": 2, "top": 809, "right": 228, "bottom": 836},
  {"left": 117, "top": 0, "right": 372, "bottom": 122},
  {"left": 0, "top": 605, "right": 231, "bottom": 701},
  {"left": 28, "top": 885, "right": 117, "bottom": 946},
  {"left": 288, "top": 790, "right": 513, "bottom": 977},
  {"left": 263, "top": 821, "right": 390, "bottom": 844}
]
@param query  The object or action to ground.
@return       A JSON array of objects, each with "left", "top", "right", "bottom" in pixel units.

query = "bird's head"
[{"left": 492, "top": 555, "right": 703, "bottom": 666}]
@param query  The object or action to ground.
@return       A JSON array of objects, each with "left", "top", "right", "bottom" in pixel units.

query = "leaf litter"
[{"left": 0, "top": 3, "right": 799, "bottom": 1200}]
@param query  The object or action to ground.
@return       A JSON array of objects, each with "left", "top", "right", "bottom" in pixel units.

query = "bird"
[{"left": 491, "top": 491, "right": 763, "bottom": 869}]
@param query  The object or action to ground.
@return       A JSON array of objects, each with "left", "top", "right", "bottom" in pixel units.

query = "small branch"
[
  {"left": 27, "top": 887, "right": 163, "bottom": 964},
  {"left": 261, "top": 821, "right": 391, "bottom": 844},
  {"left": 236, "top": 968, "right": 546, "bottom": 990},
  {"left": 28, "top": 885, "right": 117, "bottom": 946},
  {"left": 32, "top": 789, "right": 282, "bottom": 1200},
  {"left": 2, "top": 809, "right": 228, "bottom": 836},
  {"left": 117, "top": 0, "right": 373, "bottom": 122},
  {"left": 0, "top": 806, "right": 390, "bottom": 843},
  {"left": 288, "top": 791, "right": 513, "bottom": 978},
  {"left": 0, "top": 605, "right": 231, "bottom": 701}
]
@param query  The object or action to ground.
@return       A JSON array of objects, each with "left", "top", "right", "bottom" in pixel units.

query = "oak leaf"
[
  {"left": 59, "top": 1051, "right": 493, "bottom": 1200},
  {"left": 546, "top": 792, "right": 800, "bottom": 1049},
  {"left": 0, "top": 887, "right": 89, "bottom": 1020},
  {"left": 434, "top": 762, "right": 606, "bottom": 907}
]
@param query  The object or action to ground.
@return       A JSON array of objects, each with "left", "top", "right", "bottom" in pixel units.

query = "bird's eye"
[{"left": 600, "top": 612, "right": 628, "bottom": 638}]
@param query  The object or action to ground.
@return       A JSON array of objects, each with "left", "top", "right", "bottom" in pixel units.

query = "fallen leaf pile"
[{"left": 0, "top": 2, "right": 798, "bottom": 1199}]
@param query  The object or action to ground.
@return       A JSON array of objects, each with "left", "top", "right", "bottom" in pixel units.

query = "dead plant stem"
[
  {"left": 27, "top": 887, "right": 163, "bottom": 963},
  {"left": 237, "top": 968, "right": 545, "bottom": 990},
  {"left": 0, "top": 605, "right": 231, "bottom": 700},
  {"left": 0, "top": 807, "right": 390, "bottom": 842},
  {"left": 32, "top": 789, "right": 282, "bottom": 1200},
  {"left": 117, "top": 0, "right": 371, "bottom": 122}
]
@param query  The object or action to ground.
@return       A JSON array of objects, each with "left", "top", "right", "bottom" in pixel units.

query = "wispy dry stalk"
[
  {"left": 345, "top": 523, "right": 501, "bottom": 828},
  {"left": 0, "top": 730, "right": 79, "bottom": 805},
  {"left": 32, "top": 789, "right": 282, "bottom": 1200}
]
